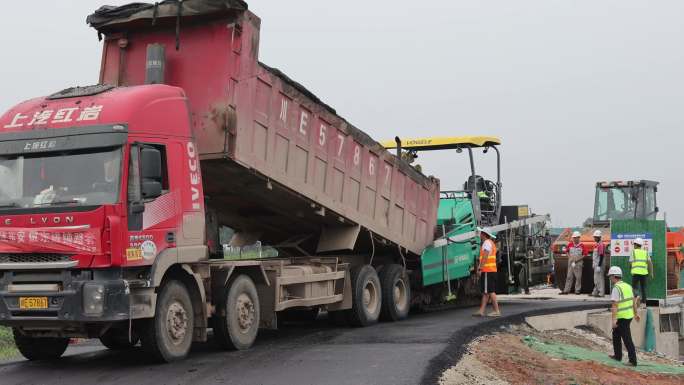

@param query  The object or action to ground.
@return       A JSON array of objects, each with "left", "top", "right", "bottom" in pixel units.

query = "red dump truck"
[{"left": 0, "top": 1, "right": 440, "bottom": 362}]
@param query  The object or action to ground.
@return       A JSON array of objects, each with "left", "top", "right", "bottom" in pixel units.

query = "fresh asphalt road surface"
[{"left": 0, "top": 299, "right": 607, "bottom": 385}]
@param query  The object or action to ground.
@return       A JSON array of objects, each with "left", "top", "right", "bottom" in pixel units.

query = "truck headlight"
[{"left": 83, "top": 283, "right": 105, "bottom": 316}]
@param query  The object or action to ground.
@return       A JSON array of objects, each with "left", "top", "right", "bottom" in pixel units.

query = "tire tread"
[
  {"left": 379, "top": 264, "right": 411, "bottom": 322},
  {"left": 140, "top": 280, "right": 194, "bottom": 363},
  {"left": 13, "top": 329, "right": 69, "bottom": 361},
  {"left": 212, "top": 274, "right": 260, "bottom": 351},
  {"left": 346, "top": 265, "right": 382, "bottom": 327}
]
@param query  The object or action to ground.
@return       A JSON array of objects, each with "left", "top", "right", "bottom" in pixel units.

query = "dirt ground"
[{"left": 440, "top": 324, "right": 684, "bottom": 385}]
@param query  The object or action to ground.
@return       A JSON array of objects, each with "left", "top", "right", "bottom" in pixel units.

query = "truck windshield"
[{"left": 0, "top": 147, "right": 122, "bottom": 208}]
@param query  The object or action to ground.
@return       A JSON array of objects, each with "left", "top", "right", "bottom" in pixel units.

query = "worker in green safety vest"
[
  {"left": 629, "top": 238, "right": 653, "bottom": 308},
  {"left": 608, "top": 266, "right": 640, "bottom": 366}
]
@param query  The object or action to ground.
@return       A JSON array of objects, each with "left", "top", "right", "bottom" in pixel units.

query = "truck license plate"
[{"left": 19, "top": 297, "right": 48, "bottom": 309}]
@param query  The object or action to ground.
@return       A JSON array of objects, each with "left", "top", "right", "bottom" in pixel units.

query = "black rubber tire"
[
  {"left": 379, "top": 264, "right": 411, "bottom": 322},
  {"left": 99, "top": 328, "right": 140, "bottom": 350},
  {"left": 13, "top": 329, "right": 69, "bottom": 361},
  {"left": 345, "top": 265, "right": 382, "bottom": 327},
  {"left": 140, "top": 280, "right": 194, "bottom": 363},
  {"left": 212, "top": 274, "right": 260, "bottom": 350}
]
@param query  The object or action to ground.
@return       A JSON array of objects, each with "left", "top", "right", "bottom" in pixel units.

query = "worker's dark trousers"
[
  {"left": 632, "top": 275, "right": 647, "bottom": 301},
  {"left": 612, "top": 318, "right": 637, "bottom": 364}
]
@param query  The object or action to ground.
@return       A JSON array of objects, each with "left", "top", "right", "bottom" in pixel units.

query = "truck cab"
[{"left": 0, "top": 84, "right": 209, "bottom": 360}]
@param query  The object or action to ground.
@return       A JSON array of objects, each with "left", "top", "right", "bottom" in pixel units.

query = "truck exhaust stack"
[{"left": 145, "top": 43, "right": 166, "bottom": 85}]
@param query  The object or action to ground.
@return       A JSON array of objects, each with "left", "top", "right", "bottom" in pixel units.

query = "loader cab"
[
  {"left": 593, "top": 180, "right": 659, "bottom": 223},
  {"left": 381, "top": 136, "right": 502, "bottom": 227}
]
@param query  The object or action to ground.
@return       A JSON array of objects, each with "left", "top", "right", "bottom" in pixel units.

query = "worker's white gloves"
[
  {"left": 571, "top": 262, "right": 576, "bottom": 268},
  {"left": 595, "top": 266, "right": 601, "bottom": 273}
]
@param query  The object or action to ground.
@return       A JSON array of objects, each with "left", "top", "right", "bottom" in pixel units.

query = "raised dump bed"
[{"left": 91, "top": 0, "right": 440, "bottom": 258}]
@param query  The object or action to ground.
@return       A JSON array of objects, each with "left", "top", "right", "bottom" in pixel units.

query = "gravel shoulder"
[{"left": 439, "top": 323, "right": 684, "bottom": 385}]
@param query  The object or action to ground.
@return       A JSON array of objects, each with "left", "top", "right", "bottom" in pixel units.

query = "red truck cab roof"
[{"left": 0, "top": 84, "right": 191, "bottom": 138}]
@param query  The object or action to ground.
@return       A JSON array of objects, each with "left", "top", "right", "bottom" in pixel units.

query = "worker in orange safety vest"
[{"left": 473, "top": 227, "right": 501, "bottom": 317}]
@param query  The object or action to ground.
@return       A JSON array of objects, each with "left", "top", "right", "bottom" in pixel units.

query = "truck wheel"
[
  {"left": 140, "top": 280, "right": 194, "bottom": 362},
  {"left": 212, "top": 274, "right": 260, "bottom": 350},
  {"left": 99, "top": 328, "right": 139, "bottom": 350},
  {"left": 346, "top": 265, "right": 382, "bottom": 327},
  {"left": 13, "top": 329, "right": 69, "bottom": 361},
  {"left": 379, "top": 264, "right": 411, "bottom": 322}
]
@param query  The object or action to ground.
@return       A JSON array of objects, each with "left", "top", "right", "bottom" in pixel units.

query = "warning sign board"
[{"left": 610, "top": 233, "right": 652, "bottom": 257}]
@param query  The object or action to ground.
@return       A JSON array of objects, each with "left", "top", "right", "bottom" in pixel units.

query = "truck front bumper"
[{"left": 0, "top": 269, "right": 133, "bottom": 326}]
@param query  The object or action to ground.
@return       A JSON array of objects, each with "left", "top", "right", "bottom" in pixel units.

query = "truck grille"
[{"left": 0, "top": 254, "right": 73, "bottom": 264}]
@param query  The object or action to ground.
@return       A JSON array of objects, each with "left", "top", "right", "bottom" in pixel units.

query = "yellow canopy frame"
[{"left": 380, "top": 136, "right": 501, "bottom": 151}]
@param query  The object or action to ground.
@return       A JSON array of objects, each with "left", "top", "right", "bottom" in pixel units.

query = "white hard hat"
[
  {"left": 477, "top": 227, "right": 497, "bottom": 239},
  {"left": 607, "top": 266, "right": 623, "bottom": 277},
  {"left": 633, "top": 238, "right": 644, "bottom": 246},
  {"left": 593, "top": 230, "right": 602, "bottom": 237},
  {"left": 572, "top": 231, "right": 582, "bottom": 238}
]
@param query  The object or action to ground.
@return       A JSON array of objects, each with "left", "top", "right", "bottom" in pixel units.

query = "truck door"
[{"left": 124, "top": 142, "right": 177, "bottom": 265}]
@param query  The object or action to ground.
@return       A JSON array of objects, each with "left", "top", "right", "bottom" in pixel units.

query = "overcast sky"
[{"left": 0, "top": 1, "right": 682, "bottom": 227}]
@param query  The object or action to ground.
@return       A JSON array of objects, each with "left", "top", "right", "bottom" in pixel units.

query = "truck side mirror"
[
  {"left": 142, "top": 180, "right": 162, "bottom": 199},
  {"left": 130, "top": 201, "right": 145, "bottom": 214},
  {"left": 140, "top": 147, "right": 163, "bottom": 199},
  {"left": 141, "top": 147, "right": 162, "bottom": 181}
]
